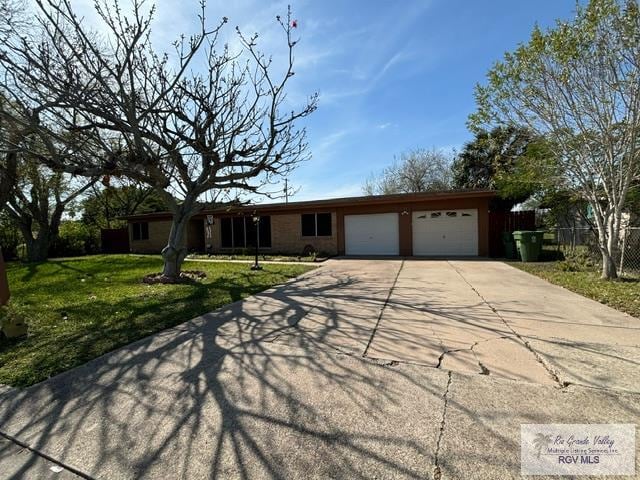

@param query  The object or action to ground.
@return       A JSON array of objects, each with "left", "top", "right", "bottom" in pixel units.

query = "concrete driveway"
[{"left": 1, "top": 259, "right": 639, "bottom": 479}]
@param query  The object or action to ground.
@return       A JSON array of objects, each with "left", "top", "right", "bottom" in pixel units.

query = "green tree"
[
  {"left": 5, "top": 155, "right": 95, "bottom": 262},
  {"left": 81, "top": 180, "right": 169, "bottom": 230},
  {"left": 471, "top": 0, "right": 640, "bottom": 279},
  {"left": 625, "top": 181, "right": 640, "bottom": 220},
  {"left": 452, "top": 126, "right": 556, "bottom": 208}
]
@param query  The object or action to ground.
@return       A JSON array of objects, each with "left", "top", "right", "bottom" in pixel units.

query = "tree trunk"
[
  {"left": 161, "top": 210, "right": 192, "bottom": 279},
  {"left": 593, "top": 210, "right": 619, "bottom": 280},
  {"left": 21, "top": 227, "right": 51, "bottom": 262},
  {"left": 601, "top": 250, "right": 618, "bottom": 280},
  {"left": 27, "top": 232, "right": 51, "bottom": 262}
]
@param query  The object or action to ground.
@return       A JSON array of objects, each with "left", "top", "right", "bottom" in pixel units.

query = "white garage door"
[
  {"left": 345, "top": 213, "right": 399, "bottom": 255},
  {"left": 412, "top": 209, "right": 478, "bottom": 256}
]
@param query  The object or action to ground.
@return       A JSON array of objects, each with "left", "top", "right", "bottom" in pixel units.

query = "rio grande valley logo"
[{"left": 521, "top": 424, "right": 635, "bottom": 475}]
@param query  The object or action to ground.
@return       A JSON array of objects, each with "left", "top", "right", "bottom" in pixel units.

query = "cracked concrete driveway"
[{"left": 1, "top": 259, "right": 639, "bottom": 479}]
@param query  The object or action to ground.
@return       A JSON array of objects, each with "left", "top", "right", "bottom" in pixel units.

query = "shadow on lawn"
[
  {"left": 0, "top": 260, "right": 638, "bottom": 478},
  {"left": 0, "top": 267, "right": 297, "bottom": 387}
]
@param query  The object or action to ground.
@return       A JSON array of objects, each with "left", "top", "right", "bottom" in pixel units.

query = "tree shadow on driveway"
[
  {"left": 2, "top": 259, "right": 639, "bottom": 479},
  {"left": 0, "top": 267, "right": 450, "bottom": 479}
]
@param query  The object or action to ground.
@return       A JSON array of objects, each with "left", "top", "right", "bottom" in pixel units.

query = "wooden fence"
[
  {"left": 488, "top": 211, "right": 536, "bottom": 257},
  {"left": 101, "top": 228, "right": 130, "bottom": 254}
]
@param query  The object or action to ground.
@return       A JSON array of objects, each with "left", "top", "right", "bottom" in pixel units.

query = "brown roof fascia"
[
  {"left": 121, "top": 189, "right": 497, "bottom": 221},
  {"left": 197, "top": 189, "right": 497, "bottom": 216}
]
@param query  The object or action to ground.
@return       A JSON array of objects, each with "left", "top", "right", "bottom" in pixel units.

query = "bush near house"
[{"left": 48, "top": 221, "right": 101, "bottom": 258}]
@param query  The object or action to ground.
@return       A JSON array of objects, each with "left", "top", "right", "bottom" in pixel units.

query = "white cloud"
[{"left": 308, "top": 128, "right": 353, "bottom": 163}]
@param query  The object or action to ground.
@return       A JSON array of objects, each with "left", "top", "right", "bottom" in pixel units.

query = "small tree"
[
  {"left": 470, "top": 0, "right": 640, "bottom": 279},
  {"left": 5, "top": 156, "right": 94, "bottom": 262},
  {"left": 363, "top": 148, "right": 452, "bottom": 195},
  {"left": 0, "top": 0, "right": 316, "bottom": 280}
]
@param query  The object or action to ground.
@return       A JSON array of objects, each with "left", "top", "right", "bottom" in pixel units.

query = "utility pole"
[{"left": 284, "top": 178, "right": 289, "bottom": 204}]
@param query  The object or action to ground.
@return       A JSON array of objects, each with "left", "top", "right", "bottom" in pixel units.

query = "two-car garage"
[{"left": 344, "top": 209, "right": 479, "bottom": 256}]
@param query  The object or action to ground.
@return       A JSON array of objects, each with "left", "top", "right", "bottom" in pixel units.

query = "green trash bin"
[
  {"left": 512, "top": 230, "right": 545, "bottom": 262},
  {"left": 501, "top": 231, "right": 517, "bottom": 259}
]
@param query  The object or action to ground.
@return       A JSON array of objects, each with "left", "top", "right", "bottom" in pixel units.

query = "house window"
[
  {"left": 132, "top": 222, "right": 149, "bottom": 241},
  {"left": 220, "top": 216, "right": 271, "bottom": 248},
  {"left": 301, "top": 213, "right": 332, "bottom": 237},
  {"left": 233, "top": 217, "right": 245, "bottom": 247},
  {"left": 221, "top": 218, "right": 233, "bottom": 248},
  {"left": 430, "top": 212, "right": 442, "bottom": 218},
  {"left": 301, "top": 214, "right": 316, "bottom": 236}
]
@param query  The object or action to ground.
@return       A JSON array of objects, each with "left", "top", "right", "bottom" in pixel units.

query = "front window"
[
  {"left": 221, "top": 216, "right": 271, "bottom": 248},
  {"left": 301, "top": 213, "right": 332, "bottom": 237},
  {"left": 132, "top": 222, "right": 149, "bottom": 241}
]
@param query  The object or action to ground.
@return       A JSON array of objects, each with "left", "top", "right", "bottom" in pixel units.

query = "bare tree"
[
  {"left": 471, "top": 0, "right": 640, "bottom": 279},
  {"left": 0, "top": 0, "right": 27, "bottom": 221},
  {"left": 363, "top": 148, "right": 452, "bottom": 196},
  {"left": 0, "top": 0, "right": 30, "bottom": 305},
  {"left": 0, "top": 0, "right": 317, "bottom": 279},
  {"left": 0, "top": 96, "right": 18, "bottom": 223}
]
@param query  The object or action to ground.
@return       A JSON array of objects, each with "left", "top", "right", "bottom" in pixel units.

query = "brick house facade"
[{"left": 124, "top": 190, "right": 496, "bottom": 257}]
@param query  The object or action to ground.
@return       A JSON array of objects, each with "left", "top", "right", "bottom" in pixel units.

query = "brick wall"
[
  {"left": 271, "top": 213, "right": 338, "bottom": 255},
  {"left": 129, "top": 220, "right": 172, "bottom": 253},
  {"left": 207, "top": 212, "right": 338, "bottom": 256}
]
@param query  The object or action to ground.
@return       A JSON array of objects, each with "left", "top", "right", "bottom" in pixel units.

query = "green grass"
[
  {"left": 0, "top": 255, "right": 314, "bottom": 387},
  {"left": 510, "top": 261, "right": 640, "bottom": 319}
]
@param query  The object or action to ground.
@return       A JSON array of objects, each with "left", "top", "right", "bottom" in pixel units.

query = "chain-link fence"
[{"left": 549, "top": 227, "right": 640, "bottom": 277}]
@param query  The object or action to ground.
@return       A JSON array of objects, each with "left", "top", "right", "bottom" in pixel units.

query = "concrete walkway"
[{"left": 0, "top": 259, "right": 639, "bottom": 479}]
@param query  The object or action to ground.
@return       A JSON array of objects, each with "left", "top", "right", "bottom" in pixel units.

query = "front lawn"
[
  {"left": 510, "top": 261, "right": 640, "bottom": 318},
  {"left": 0, "top": 255, "right": 314, "bottom": 387}
]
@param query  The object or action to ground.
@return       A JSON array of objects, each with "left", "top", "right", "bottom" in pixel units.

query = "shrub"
[
  {"left": 557, "top": 261, "right": 582, "bottom": 272},
  {"left": 49, "top": 221, "right": 101, "bottom": 257},
  {"left": 563, "top": 247, "right": 598, "bottom": 270},
  {"left": 0, "top": 215, "right": 22, "bottom": 260}
]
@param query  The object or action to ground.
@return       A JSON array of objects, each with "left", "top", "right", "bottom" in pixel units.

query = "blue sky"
[
  {"left": 74, "top": 0, "right": 582, "bottom": 202},
  {"left": 280, "top": 0, "right": 582, "bottom": 201}
]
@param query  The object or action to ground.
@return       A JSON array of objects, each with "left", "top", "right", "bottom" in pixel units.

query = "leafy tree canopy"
[
  {"left": 469, "top": 0, "right": 640, "bottom": 278},
  {"left": 81, "top": 181, "right": 169, "bottom": 230},
  {"left": 452, "top": 126, "right": 558, "bottom": 208}
]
